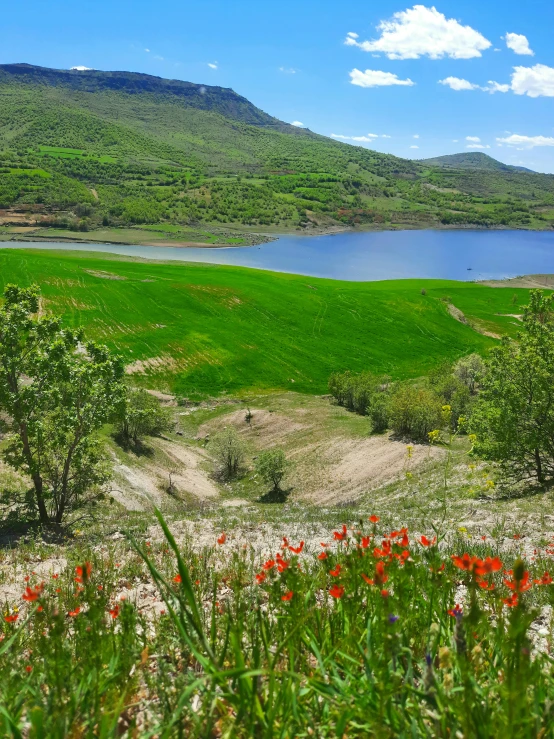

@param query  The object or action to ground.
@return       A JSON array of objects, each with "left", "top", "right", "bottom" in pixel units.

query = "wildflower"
[
  {"left": 22, "top": 584, "right": 44, "bottom": 602},
  {"left": 361, "top": 573, "right": 374, "bottom": 585},
  {"left": 475, "top": 557, "right": 502, "bottom": 576},
  {"left": 52, "top": 573, "right": 59, "bottom": 579},
  {"left": 388, "top": 614, "right": 399, "bottom": 624},
  {"left": 439, "top": 646, "right": 452, "bottom": 669},
  {"left": 428, "top": 429, "right": 441, "bottom": 444},
  {"left": 405, "top": 471, "right": 413, "bottom": 480},
  {"left": 276, "top": 556, "right": 289, "bottom": 573},
  {"left": 262, "top": 559, "right": 275, "bottom": 571},
  {"left": 399, "top": 530, "right": 409, "bottom": 547},
  {"left": 361, "top": 536, "right": 371, "bottom": 549},
  {"left": 451, "top": 553, "right": 480, "bottom": 572},
  {"left": 25, "top": 665, "right": 32, "bottom": 673},
  {"left": 329, "top": 565, "right": 341, "bottom": 577},
  {"left": 329, "top": 585, "right": 345, "bottom": 599},
  {"left": 281, "top": 591, "right": 294, "bottom": 602},
  {"left": 406, "top": 445, "right": 413, "bottom": 459},
  {"left": 173, "top": 574, "right": 182, "bottom": 583},
  {"left": 503, "top": 593, "right": 519, "bottom": 608},
  {"left": 4, "top": 614, "right": 18, "bottom": 623},
  {"left": 109, "top": 605, "right": 120, "bottom": 619},
  {"left": 333, "top": 525, "right": 348, "bottom": 541},
  {"left": 255, "top": 572, "right": 266, "bottom": 584},
  {"left": 217, "top": 533, "right": 226, "bottom": 545},
  {"left": 281, "top": 537, "right": 289, "bottom": 549},
  {"left": 381, "top": 589, "right": 389, "bottom": 597},
  {"left": 504, "top": 571, "right": 532, "bottom": 593},
  {"left": 24, "top": 575, "right": 30, "bottom": 583},
  {"left": 98, "top": 585, "right": 103, "bottom": 591},
  {"left": 68, "top": 607, "right": 81, "bottom": 617},
  {"left": 75, "top": 562, "right": 92, "bottom": 584},
  {"left": 369, "top": 515, "right": 380, "bottom": 523},
  {"left": 317, "top": 552, "right": 328, "bottom": 560},
  {"left": 534, "top": 572, "right": 553, "bottom": 586},
  {"left": 485, "top": 480, "right": 495, "bottom": 490},
  {"left": 289, "top": 541, "right": 304, "bottom": 555},
  {"left": 448, "top": 604, "right": 463, "bottom": 619},
  {"left": 420, "top": 535, "right": 436, "bottom": 547}
]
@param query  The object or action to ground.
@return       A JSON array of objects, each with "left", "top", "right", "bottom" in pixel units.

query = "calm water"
[{"left": 2, "top": 229, "right": 554, "bottom": 281}]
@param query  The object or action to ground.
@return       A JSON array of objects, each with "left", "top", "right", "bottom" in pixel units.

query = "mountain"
[
  {"left": 420, "top": 152, "right": 535, "bottom": 174},
  {"left": 0, "top": 64, "right": 552, "bottom": 235}
]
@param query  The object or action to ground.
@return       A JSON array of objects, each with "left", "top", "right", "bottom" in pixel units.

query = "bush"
[
  {"left": 114, "top": 387, "right": 171, "bottom": 444},
  {"left": 368, "top": 393, "right": 390, "bottom": 433},
  {"left": 255, "top": 448, "right": 289, "bottom": 491},
  {"left": 210, "top": 427, "right": 246, "bottom": 478},
  {"left": 329, "top": 371, "right": 389, "bottom": 416},
  {"left": 389, "top": 385, "right": 443, "bottom": 442}
]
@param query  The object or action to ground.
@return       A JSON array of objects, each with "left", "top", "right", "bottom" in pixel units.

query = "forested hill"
[
  {"left": 420, "top": 152, "right": 535, "bottom": 173},
  {"left": 0, "top": 63, "right": 553, "bottom": 235}
]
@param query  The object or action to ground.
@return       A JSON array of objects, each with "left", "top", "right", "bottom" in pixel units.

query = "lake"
[{"left": 2, "top": 229, "right": 554, "bottom": 281}]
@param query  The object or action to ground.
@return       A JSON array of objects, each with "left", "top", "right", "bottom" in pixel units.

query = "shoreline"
[{"left": 1, "top": 221, "right": 553, "bottom": 250}]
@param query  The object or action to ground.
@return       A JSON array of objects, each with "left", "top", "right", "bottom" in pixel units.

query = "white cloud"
[
  {"left": 511, "top": 64, "right": 554, "bottom": 97},
  {"left": 466, "top": 136, "right": 481, "bottom": 142},
  {"left": 466, "top": 144, "right": 490, "bottom": 149},
  {"left": 346, "top": 32, "right": 359, "bottom": 39},
  {"left": 410, "top": 145, "right": 419, "bottom": 149},
  {"left": 505, "top": 32, "right": 534, "bottom": 56},
  {"left": 70, "top": 66, "right": 93, "bottom": 71},
  {"left": 144, "top": 48, "right": 150, "bottom": 53},
  {"left": 381, "top": 134, "right": 392, "bottom": 138},
  {"left": 208, "top": 62, "right": 218, "bottom": 69},
  {"left": 291, "top": 121, "right": 305, "bottom": 127},
  {"left": 413, "top": 134, "right": 420, "bottom": 139},
  {"left": 452, "top": 139, "right": 459, "bottom": 142},
  {"left": 153, "top": 55, "right": 164, "bottom": 61},
  {"left": 484, "top": 80, "right": 510, "bottom": 93},
  {"left": 349, "top": 68, "right": 414, "bottom": 88},
  {"left": 331, "top": 133, "right": 377, "bottom": 142},
  {"left": 279, "top": 66, "right": 296, "bottom": 74},
  {"left": 366, "top": 133, "right": 379, "bottom": 138},
  {"left": 439, "top": 76, "right": 480, "bottom": 91},
  {"left": 345, "top": 5, "right": 491, "bottom": 60},
  {"left": 496, "top": 134, "right": 554, "bottom": 149}
]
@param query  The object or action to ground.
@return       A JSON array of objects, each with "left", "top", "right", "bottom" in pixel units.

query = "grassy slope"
[{"left": 0, "top": 250, "right": 540, "bottom": 398}]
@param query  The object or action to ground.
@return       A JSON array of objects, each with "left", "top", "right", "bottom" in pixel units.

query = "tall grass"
[{"left": 1, "top": 511, "right": 554, "bottom": 736}]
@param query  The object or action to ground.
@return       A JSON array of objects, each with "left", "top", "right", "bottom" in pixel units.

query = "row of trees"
[{"left": 330, "top": 291, "right": 554, "bottom": 488}]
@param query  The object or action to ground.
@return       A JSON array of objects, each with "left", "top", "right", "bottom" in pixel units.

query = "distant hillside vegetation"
[
  {"left": 420, "top": 152, "right": 535, "bottom": 174},
  {"left": 0, "top": 64, "right": 553, "bottom": 235}
]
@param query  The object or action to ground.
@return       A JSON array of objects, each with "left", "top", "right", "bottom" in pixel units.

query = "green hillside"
[
  {"left": 420, "top": 152, "right": 534, "bottom": 173},
  {"left": 0, "top": 64, "right": 553, "bottom": 237},
  {"left": 0, "top": 249, "right": 540, "bottom": 398}
]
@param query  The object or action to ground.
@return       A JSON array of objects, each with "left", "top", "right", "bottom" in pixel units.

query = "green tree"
[
  {"left": 0, "top": 284, "right": 124, "bottom": 524},
  {"left": 255, "top": 448, "right": 289, "bottom": 492},
  {"left": 115, "top": 386, "right": 171, "bottom": 444},
  {"left": 389, "top": 385, "right": 443, "bottom": 442},
  {"left": 210, "top": 427, "right": 245, "bottom": 479},
  {"left": 453, "top": 353, "right": 486, "bottom": 394},
  {"left": 471, "top": 291, "right": 554, "bottom": 486}
]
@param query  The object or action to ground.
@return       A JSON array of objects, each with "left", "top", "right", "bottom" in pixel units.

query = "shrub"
[
  {"left": 389, "top": 385, "right": 443, "bottom": 442},
  {"left": 368, "top": 393, "right": 390, "bottom": 433},
  {"left": 114, "top": 387, "right": 171, "bottom": 444},
  {"left": 255, "top": 448, "right": 289, "bottom": 491},
  {"left": 210, "top": 427, "right": 246, "bottom": 478},
  {"left": 453, "top": 353, "right": 486, "bottom": 394}
]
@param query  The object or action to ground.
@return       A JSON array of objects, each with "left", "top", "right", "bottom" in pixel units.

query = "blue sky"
[{"left": 3, "top": 1, "right": 554, "bottom": 171}]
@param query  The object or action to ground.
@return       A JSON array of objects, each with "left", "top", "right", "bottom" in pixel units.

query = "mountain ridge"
[{"left": 420, "top": 152, "right": 535, "bottom": 174}]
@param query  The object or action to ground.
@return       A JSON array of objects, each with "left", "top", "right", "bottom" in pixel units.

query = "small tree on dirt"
[
  {"left": 389, "top": 385, "right": 443, "bottom": 442},
  {"left": 471, "top": 290, "right": 554, "bottom": 486},
  {"left": 0, "top": 284, "right": 125, "bottom": 525},
  {"left": 115, "top": 386, "right": 171, "bottom": 444},
  {"left": 255, "top": 449, "right": 289, "bottom": 492},
  {"left": 210, "top": 427, "right": 246, "bottom": 479}
]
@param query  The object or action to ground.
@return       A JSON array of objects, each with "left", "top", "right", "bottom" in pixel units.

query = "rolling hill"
[
  {"left": 0, "top": 64, "right": 553, "bottom": 237},
  {"left": 420, "top": 152, "right": 535, "bottom": 173}
]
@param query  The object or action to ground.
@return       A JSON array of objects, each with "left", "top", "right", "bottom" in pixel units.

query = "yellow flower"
[
  {"left": 458, "top": 526, "right": 467, "bottom": 533},
  {"left": 405, "top": 471, "right": 413, "bottom": 479},
  {"left": 485, "top": 479, "right": 495, "bottom": 490},
  {"left": 468, "top": 434, "right": 477, "bottom": 445},
  {"left": 428, "top": 429, "right": 441, "bottom": 444},
  {"left": 406, "top": 445, "right": 413, "bottom": 458}
]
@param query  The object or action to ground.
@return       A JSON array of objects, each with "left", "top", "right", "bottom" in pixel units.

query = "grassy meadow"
[{"left": 0, "top": 249, "right": 536, "bottom": 399}]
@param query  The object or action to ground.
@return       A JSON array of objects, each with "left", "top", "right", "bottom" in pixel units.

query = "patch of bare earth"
[
  {"left": 84, "top": 270, "right": 127, "bottom": 281},
  {"left": 197, "top": 409, "right": 307, "bottom": 447},
  {"left": 480, "top": 274, "right": 554, "bottom": 289},
  {"left": 447, "top": 303, "right": 501, "bottom": 339}
]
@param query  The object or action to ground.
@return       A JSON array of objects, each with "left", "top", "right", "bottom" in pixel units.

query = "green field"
[{"left": 0, "top": 249, "right": 540, "bottom": 398}]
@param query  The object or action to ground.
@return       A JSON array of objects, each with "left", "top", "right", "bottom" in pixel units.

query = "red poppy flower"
[
  {"left": 504, "top": 571, "right": 532, "bottom": 593},
  {"left": 451, "top": 553, "right": 481, "bottom": 572},
  {"left": 4, "top": 614, "right": 18, "bottom": 623},
  {"left": 282, "top": 537, "right": 289, "bottom": 549},
  {"left": 535, "top": 572, "right": 553, "bottom": 585},
  {"left": 217, "top": 533, "right": 226, "bottom": 545},
  {"left": 329, "top": 565, "right": 341, "bottom": 577},
  {"left": 25, "top": 665, "right": 32, "bottom": 673},
  {"left": 24, "top": 575, "right": 30, "bottom": 583},
  {"left": 361, "top": 573, "right": 374, "bottom": 585},
  {"left": 399, "top": 532, "right": 409, "bottom": 548},
  {"left": 262, "top": 559, "right": 275, "bottom": 571},
  {"left": 289, "top": 541, "right": 305, "bottom": 555},
  {"left": 52, "top": 574, "right": 59, "bottom": 579},
  {"left": 448, "top": 604, "right": 463, "bottom": 618},
  {"left": 503, "top": 593, "right": 519, "bottom": 608},
  {"left": 369, "top": 515, "right": 380, "bottom": 523},
  {"left": 329, "top": 585, "right": 345, "bottom": 599},
  {"left": 333, "top": 525, "right": 348, "bottom": 541},
  {"left": 374, "top": 561, "right": 388, "bottom": 586},
  {"left": 318, "top": 552, "right": 328, "bottom": 560},
  {"left": 22, "top": 584, "right": 44, "bottom": 602},
  {"left": 173, "top": 574, "right": 182, "bottom": 583},
  {"left": 381, "top": 589, "right": 389, "bottom": 598},
  {"left": 361, "top": 536, "right": 371, "bottom": 549},
  {"left": 277, "top": 559, "right": 289, "bottom": 573},
  {"left": 68, "top": 607, "right": 81, "bottom": 617},
  {"left": 98, "top": 585, "right": 103, "bottom": 591},
  {"left": 281, "top": 591, "right": 294, "bottom": 602},
  {"left": 109, "top": 605, "right": 120, "bottom": 619},
  {"left": 75, "top": 562, "right": 92, "bottom": 584},
  {"left": 474, "top": 557, "right": 502, "bottom": 576},
  {"left": 255, "top": 572, "right": 266, "bottom": 584},
  {"left": 476, "top": 578, "right": 495, "bottom": 590},
  {"left": 420, "top": 535, "right": 436, "bottom": 547}
]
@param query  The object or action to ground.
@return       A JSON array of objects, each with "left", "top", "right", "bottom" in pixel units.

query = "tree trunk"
[
  {"left": 535, "top": 448, "right": 544, "bottom": 484},
  {"left": 18, "top": 423, "right": 50, "bottom": 524}
]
